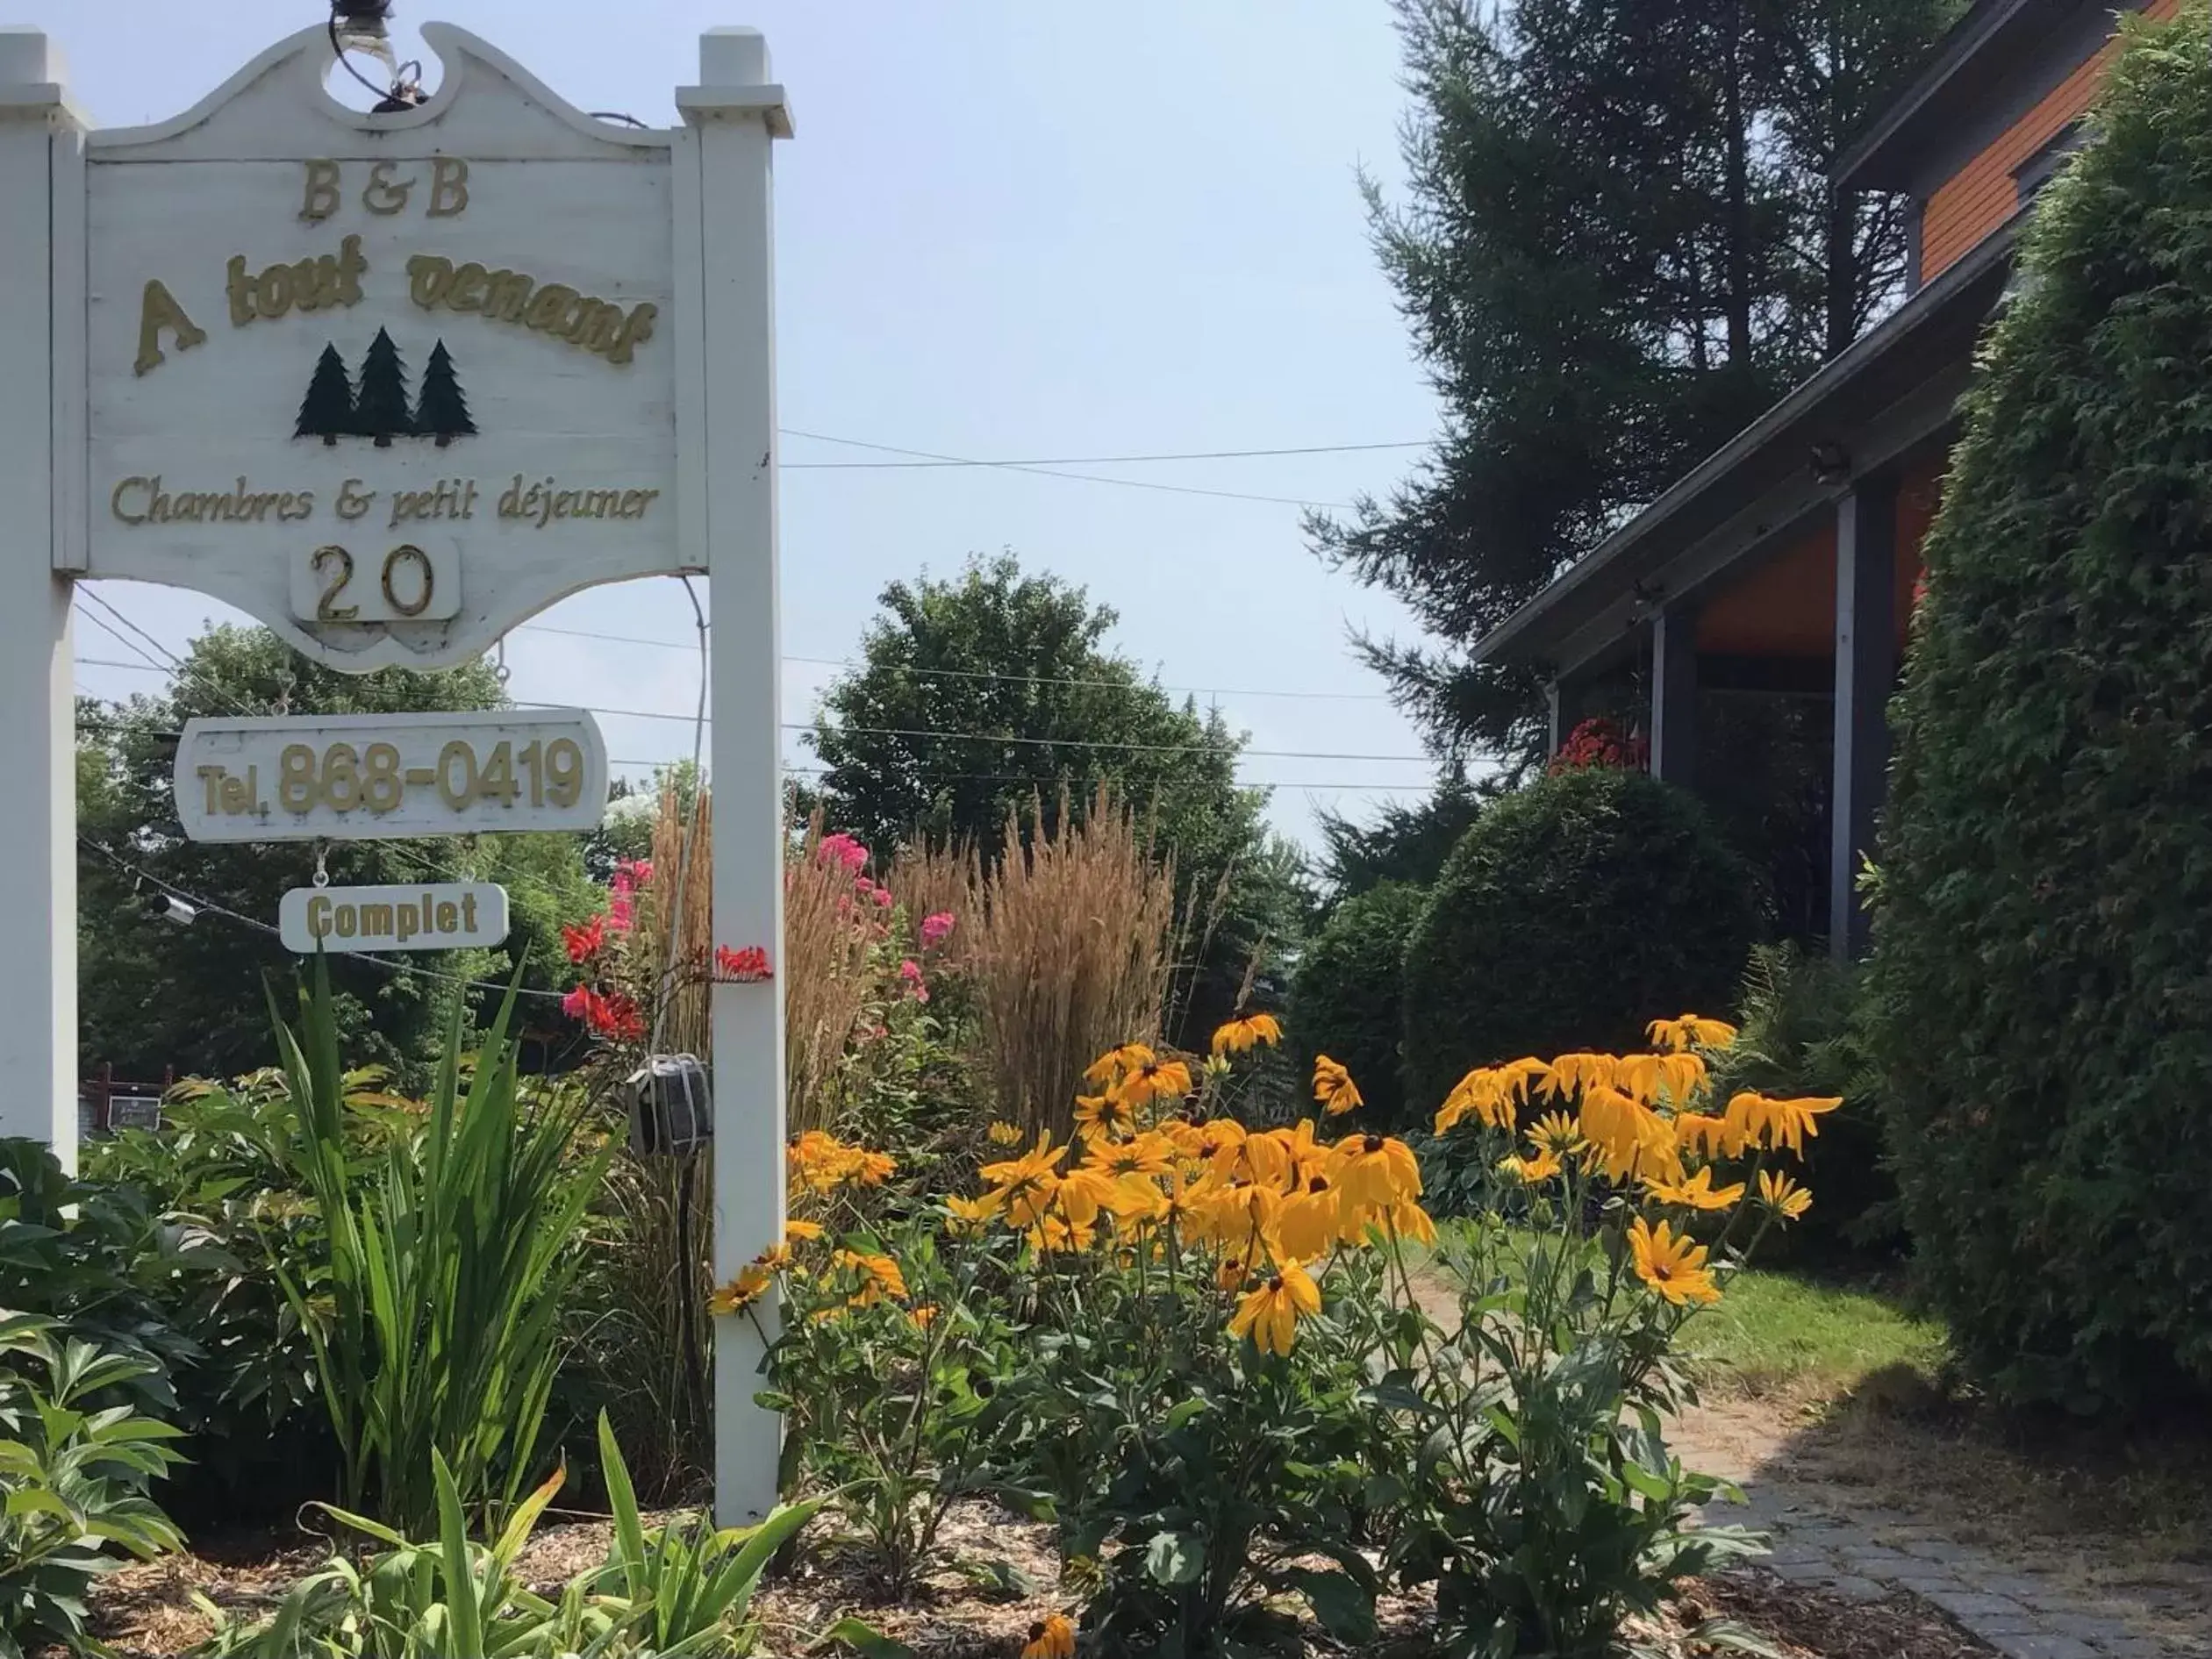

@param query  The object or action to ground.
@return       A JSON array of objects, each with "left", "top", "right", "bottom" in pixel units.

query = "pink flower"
[
  {"left": 817, "top": 833, "right": 869, "bottom": 876},
  {"left": 562, "top": 984, "right": 596, "bottom": 1021},
  {"left": 562, "top": 917, "right": 606, "bottom": 964},
  {"left": 919, "top": 912, "right": 956, "bottom": 950},
  {"left": 870, "top": 886, "right": 893, "bottom": 908},
  {"left": 614, "top": 858, "right": 654, "bottom": 889},
  {"left": 608, "top": 893, "right": 634, "bottom": 933},
  {"left": 898, "top": 958, "right": 930, "bottom": 1005}
]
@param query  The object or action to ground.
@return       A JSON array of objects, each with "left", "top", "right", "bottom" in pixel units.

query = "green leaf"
[
  {"left": 1287, "top": 1569, "right": 1378, "bottom": 1641},
  {"left": 1146, "top": 1529, "right": 1203, "bottom": 1586},
  {"left": 811, "top": 1615, "right": 920, "bottom": 1656}
]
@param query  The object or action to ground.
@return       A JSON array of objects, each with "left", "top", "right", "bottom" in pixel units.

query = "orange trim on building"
[{"left": 1920, "top": 0, "right": 2178, "bottom": 282}]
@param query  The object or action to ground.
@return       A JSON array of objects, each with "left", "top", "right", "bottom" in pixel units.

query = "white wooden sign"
[
  {"left": 279, "top": 882, "right": 509, "bottom": 954},
  {"left": 4, "top": 18, "right": 793, "bottom": 1527},
  {"left": 76, "top": 25, "right": 691, "bottom": 671},
  {"left": 175, "top": 708, "right": 606, "bottom": 842}
]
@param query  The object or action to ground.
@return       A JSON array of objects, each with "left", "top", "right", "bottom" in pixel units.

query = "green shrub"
[
  {"left": 1288, "top": 882, "right": 1428, "bottom": 1127},
  {"left": 1710, "top": 946, "right": 1901, "bottom": 1257},
  {"left": 1400, "top": 769, "right": 1761, "bottom": 1111},
  {"left": 1867, "top": 8, "right": 2212, "bottom": 1412},
  {"left": 273, "top": 962, "right": 605, "bottom": 1534},
  {"left": 0, "top": 1314, "right": 185, "bottom": 1655}
]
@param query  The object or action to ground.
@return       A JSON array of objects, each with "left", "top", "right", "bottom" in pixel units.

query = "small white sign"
[
  {"left": 279, "top": 882, "right": 509, "bottom": 954},
  {"left": 175, "top": 708, "right": 606, "bottom": 842}
]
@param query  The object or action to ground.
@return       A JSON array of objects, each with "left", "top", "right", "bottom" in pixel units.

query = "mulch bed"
[{"left": 82, "top": 1501, "right": 1999, "bottom": 1658}]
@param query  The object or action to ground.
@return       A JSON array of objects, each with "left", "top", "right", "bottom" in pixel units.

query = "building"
[{"left": 1471, "top": 0, "right": 2180, "bottom": 958}]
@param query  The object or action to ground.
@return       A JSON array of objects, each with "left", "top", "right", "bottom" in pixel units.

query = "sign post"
[{"left": 5, "top": 18, "right": 793, "bottom": 1523}]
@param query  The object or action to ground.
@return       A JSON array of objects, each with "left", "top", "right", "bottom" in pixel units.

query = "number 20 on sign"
[{"left": 174, "top": 710, "right": 607, "bottom": 843}]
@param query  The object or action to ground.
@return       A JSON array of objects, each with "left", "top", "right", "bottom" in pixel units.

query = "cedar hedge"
[
  {"left": 1289, "top": 882, "right": 1429, "bottom": 1128},
  {"left": 1867, "top": 11, "right": 2212, "bottom": 1412},
  {"left": 1400, "top": 768, "right": 1760, "bottom": 1114}
]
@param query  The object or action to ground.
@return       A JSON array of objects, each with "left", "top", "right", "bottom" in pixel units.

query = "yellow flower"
[
  {"left": 784, "top": 1219, "right": 826, "bottom": 1243},
  {"left": 1526, "top": 1112, "right": 1586, "bottom": 1157},
  {"left": 1312, "top": 1055, "right": 1365, "bottom": 1116},
  {"left": 1435, "top": 1056, "right": 1548, "bottom": 1133},
  {"left": 1212, "top": 1012, "right": 1284, "bottom": 1056},
  {"left": 1672, "top": 1112, "right": 1736, "bottom": 1159},
  {"left": 1384, "top": 1198, "right": 1437, "bottom": 1248},
  {"left": 1615, "top": 1050, "right": 1709, "bottom": 1108},
  {"left": 855, "top": 1149, "right": 896, "bottom": 1186},
  {"left": 908, "top": 1305, "right": 938, "bottom": 1331},
  {"left": 1498, "top": 1148, "right": 1564, "bottom": 1185},
  {"left": 1276, "top": 1176, "right": 1343, "bottom": 1260},
  {"left": 707, "top": 1262, "right": 774, "bottom": 1316},
  {"left": 1578, "top": 1085, "right": 1682, "bottom": 1184},
  {"left": 986, "top": 1119, "right": 1026, "bottom": 1146},
  {"left": 980, "top": 1133, "right": 1070, "bottom": 1226},
  {"left": 1073, "top": 1090, "right": 1139, "bottom": 1143},
  {"left": 1228, "top": 1260, "right": 1322, "bottom": 1356},
  {"left": 1084, "top": 1130, "right": 1176, "bottom": 1180},
  {"left": 1028, "top": 1212, "right": 1098, "bottom": 1254},
  {"left": 1758, "top": 1169, "right": 1813, "bottom": 1220},
  {"left": 1056, "top": 1166, "right": 1140, "bottom": 1228},
  {"left": 1190, "top": 1180, "right": 1284, "bottom": 1257},
  {"left": 1542, "top": 1052, "right": 1619, "bottom": 1098},
  {"left": 944, "top": 1191, "right": 1003, "bottom": 1235},
  {"left": 1022, "top": 1613, "right": 1077, "bottom": 1659},
  {"left": 1628, "top": 1218, "right": 1722, "bottom": 1306},
  {"left": 1084, "top": 1042, "right": 1156, "bottom": 1083},
  {"left": 1647, "top": 1013, "right": 1739, "bottom": 1054},
  {"left": 1722, "top": 1091, "right": 1841, "bottom": 1157},
  {"left": 1643, "top": 1166, "right": 1745, "bottom": 1212},
  {"left": 834, "top": 1249, "right": 908, "bottom": 1305},
  {"left": 1117, "top": 1058, "right": 1194, "bottom": 1111},
  {"left": 1327, "top": 1132, "right": 1422, "bottom": 1211}
]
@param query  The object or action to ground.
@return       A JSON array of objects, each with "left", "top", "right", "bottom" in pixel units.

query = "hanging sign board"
[
  {"left": 175, "top": 707, "right": 606, "bottom": 842},
  {"left": 278, "top": 882, "right": 509, "bottom": 954},
  {"left": 75, "top": 24, "right": 691, "bottom": 673}
]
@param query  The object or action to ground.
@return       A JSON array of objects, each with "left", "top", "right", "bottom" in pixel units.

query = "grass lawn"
[{"left": 1679, "top": 1261, "right": 1946, "bottom": 1398}]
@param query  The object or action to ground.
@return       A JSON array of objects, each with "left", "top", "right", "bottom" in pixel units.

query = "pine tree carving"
[
  {"left": 353, "top": 327, "right": 413, "bottom": 447},
  {"left": 412, "top": 340, "right": 476, "bottom": 447},
  {"left": 295, "top": 343, "right": 355, "bottom": 446}
]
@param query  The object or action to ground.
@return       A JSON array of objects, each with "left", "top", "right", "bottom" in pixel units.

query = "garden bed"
[{"left": 81, "top": 1500, "right": 2000, "bottom": 1659}]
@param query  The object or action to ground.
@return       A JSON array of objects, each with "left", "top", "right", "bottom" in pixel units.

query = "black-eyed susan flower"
[
  {"left": 1758, "top": 1169, "right": 1814, "bottom": 1220},
  {"left": 1647, "top": 1013, "right": 1739, "bottom": 1054},
  {"left": 1328, "top": 1132, "right": 1422, "bottom": 1211},
  {"left": 1672, "top": 1112, "right": 1736, "bottom": 1159},
  {"left": 1497, "top": 1148, "right": 1564, "bottom": 1185},
  {"left": 1527, "top": 1111, "right": 1586, "bottom": 1158},
  {"left": 1628, "top": 1218, "right": 1722, "bottom": 1306},
  {"left": 1073, "top": 1090, "right": 1138, "bottom": 1143},
  {"left": 1212, "top": 1012, "right": 1284, "bottom": 1057},
  {"left": 784, "top": 1219, "right": 826, "bottom": 1244},
  {"left": 985, "top": 1119, "right": 1026, "bottom": 1146},
  {"left": 1276, "top": 1175, "right": 1343, "bottom": 1260},
  {"left": 1616, "top": 1049, "right": 1709, "bottom": 1108},
  {"left": 1117, "top": 1057, "right": 1193, "bottom": 1111},
  {"left": 944, "top": 1191, "right": 1003, "bottom": 1235},
  {"left": 1312, "top": 1055, "right": 1364, "bottom": 1116},
  {"left": 1643, "top": 1166, "right": 1745, "bottom": 1212},
  {"left": 1228, "top": 1260, "right": 1321, "bottom": 1356},
  {"left": 1578, "top": 1085, "right": 1681, "bottom": 1184},
  {"left": 1435, "top": 1056, "right": 1548, "bottom": 1133},
  {"left": 1084, "top": 1130, "right": 1175, "bottom": 1181},
  {"left": 1084, "top": 1042, "right": 1156, "bottom": 1084},
  {"left": 1542, "top": 1052, "right": 1618, "bottom": 1098},
  {"left": 1722, "top": 1091, "right": 1841, "bottom": 1157},
  {"left": 980, "top": 1133, "right": 1069, "bottom": 1227},
  {"left": 707, "top": 1261, "right": 775, "bottom": 1316},
  {"left": 834, "top": 1248, "right": 908, "bottom": 1306},
  {"left": 1021, "top": 1612, "right": 1077, "bottom": 1659}
]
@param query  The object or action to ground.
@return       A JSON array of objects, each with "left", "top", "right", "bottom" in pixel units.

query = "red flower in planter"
[
  {"left": 1549, "top": 716, "right": 1648, "bottom": 776},
  {"left": 715, "top": 945, "right": 773, "bottom": 983}
]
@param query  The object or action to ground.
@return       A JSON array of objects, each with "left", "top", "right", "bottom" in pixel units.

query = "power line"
[
  {"left": 512, "top": 622, "right": 1394, "bottom": 705},
  {"left": 783, "top": 439, "right": 1428, "bottom": 469},
  {"left": 777, "top": 428, "right": 1357, "bottom": 510}
]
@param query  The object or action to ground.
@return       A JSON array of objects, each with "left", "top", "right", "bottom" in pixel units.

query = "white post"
[
  {"left": 678, "top": 28, "right": 791, "bottom": 1525},
  {"left": 0, "top": 31, "right": 82, "bottom": 1165}
]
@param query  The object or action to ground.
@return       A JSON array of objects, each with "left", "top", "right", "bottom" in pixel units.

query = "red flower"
[
  {"left": 715, "top": 945, "right": 773, "bottom": 983},
  {"left": 1549, "top": 716, "right": 1648, "bottom": 776},
  {"left": 562, "top": 917, "right": 606, "bottom": 964},
  {"left": 562, "top": 984, "right": 598, "bottom": 1022},
  {"left": 563, "top": 983, "right": 644, "bottom": 1041}
]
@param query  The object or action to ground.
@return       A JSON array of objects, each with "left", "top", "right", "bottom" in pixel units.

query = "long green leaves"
[{"left": 270, "top": 959, "right": 607, "bottom": 1535}]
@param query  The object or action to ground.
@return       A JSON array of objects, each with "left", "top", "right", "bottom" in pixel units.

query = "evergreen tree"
[
  {"left": 412, "top": 339, "right": 476, "bottom": 447},
  {"left": 353, "top": 326, "right": 413, "bottom": 447},
  {"left": 1312, "top": 0, "right": 1953, "bottom": 769},
  {"left": 294, "top": 343, "right": 355, "bottom": 446}
]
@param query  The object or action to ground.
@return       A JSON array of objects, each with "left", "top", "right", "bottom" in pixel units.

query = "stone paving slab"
[{"left": 1696, "top": 1482, "right": 2207, "bottom": 1657}]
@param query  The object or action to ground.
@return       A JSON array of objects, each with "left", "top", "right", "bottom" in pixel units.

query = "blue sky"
[{"left": 54, "top": 1, "right": 1444, "bottom": 853}]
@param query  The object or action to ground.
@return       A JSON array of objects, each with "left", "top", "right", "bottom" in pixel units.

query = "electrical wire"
[
  {"left": 777, "top": 429, "right": 1357, "bottom": 510},
  {"left": 78, "top": 835, "right": 569, "bottom": 1003},
  {"left": 782, "top": 439, "right": 1428, "bottom": 469}
]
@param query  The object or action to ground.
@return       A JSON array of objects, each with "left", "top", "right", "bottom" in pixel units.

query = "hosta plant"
[{"left": 0, "top": 1313, "right": 186, "bottom": 1658}]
